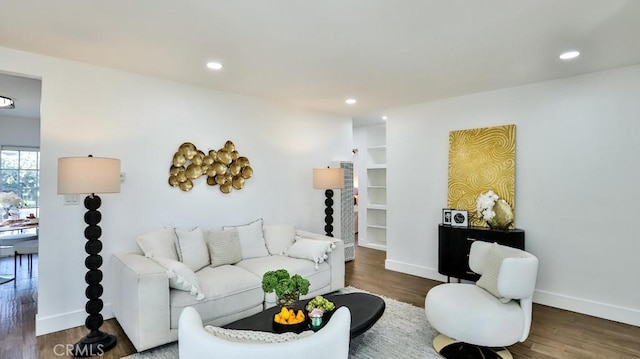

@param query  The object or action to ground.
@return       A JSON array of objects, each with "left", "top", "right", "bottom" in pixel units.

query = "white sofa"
[
  {"left": 178, "top": 306, "right": 351, "bottom": 359},
  {"left": 111, "top": 221, "right": 345, "bottom": 352}
]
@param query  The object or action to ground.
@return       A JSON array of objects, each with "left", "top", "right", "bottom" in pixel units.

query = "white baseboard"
[
  {"left": 385, "top": 259, "right": 640, "bottom": 327},
  {"left": 36, "top": 303, "right": 114, "bottom": 336},
  {"left": 358, "top": 242, "right": 387, "bottom": 251},
  {"left": 384, "top": 259, "right": 448, "bottom": 282},
  {"left": 534, "top": 290, "right": 640, "bottom": 327}
]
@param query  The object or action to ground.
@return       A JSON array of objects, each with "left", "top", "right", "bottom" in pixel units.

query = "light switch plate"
[{"left": 64, "top": 194, "right": 80, "bottom": 205}]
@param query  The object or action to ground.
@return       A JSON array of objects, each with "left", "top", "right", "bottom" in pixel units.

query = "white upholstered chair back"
[{"left": 469, "top": 240, "right": 538, "bottom": 342}]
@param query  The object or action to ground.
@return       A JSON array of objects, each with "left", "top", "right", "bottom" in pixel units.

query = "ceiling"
[{"left": 1, "top": 0, "right": 640, "bottom": 126}]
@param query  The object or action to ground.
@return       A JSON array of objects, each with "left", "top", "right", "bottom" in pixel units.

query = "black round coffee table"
[{"left": 223, "top": 292, "right": 385, "bottom": 338}]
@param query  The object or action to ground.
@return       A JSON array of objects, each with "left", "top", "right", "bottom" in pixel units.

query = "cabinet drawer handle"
[{"left": 466, "top": 237, "right": 476, "bottom": 242}]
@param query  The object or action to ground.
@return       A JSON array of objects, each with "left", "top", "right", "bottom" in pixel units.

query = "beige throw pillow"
[
  {"left": 476, "top": 242, "right": 525, "bottom": 303},
  {"left": 207, "top": 228, "right": 242, "bottom": 267}
]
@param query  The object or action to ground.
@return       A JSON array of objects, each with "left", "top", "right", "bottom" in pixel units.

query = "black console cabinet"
[{"left": 438, "top": 224, "right": 525, "bottom": 282}]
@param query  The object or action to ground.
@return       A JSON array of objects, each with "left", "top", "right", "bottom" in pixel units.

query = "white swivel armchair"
[
  {"left": 178, "top": 306, "right": 351, "bottom": 359},
  {"left": 425, "top": 241, "right": 538, "bottom": 359}
]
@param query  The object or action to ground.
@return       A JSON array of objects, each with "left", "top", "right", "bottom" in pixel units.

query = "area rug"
[{"left": 122, "top": 286, "right": 441, "bottom": 359}]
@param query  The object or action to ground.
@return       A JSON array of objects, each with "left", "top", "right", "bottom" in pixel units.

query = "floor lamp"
[
  {"left": 58, "top": 156, "right": 121, "bottom": 357},
  {"left": 313, "top": 167, "right": 344, "bottom": 237}
]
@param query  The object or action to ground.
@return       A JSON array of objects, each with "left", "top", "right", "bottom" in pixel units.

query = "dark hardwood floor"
[{"left": 2, "top": 245, "right": 640, "bottom": 358}]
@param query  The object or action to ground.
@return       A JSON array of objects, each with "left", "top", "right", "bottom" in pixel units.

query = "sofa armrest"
[
  {"left": 295, "top": 230, "right": 345, "bottom": 292},
  {"left": 111, "top": 252, "right": 173, "bottom": 351}
]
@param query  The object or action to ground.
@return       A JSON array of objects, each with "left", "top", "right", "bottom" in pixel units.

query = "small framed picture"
[
  {"left": 451, "top": 210, "right": 469, "bottom": 227},
  {"left": 442, "top": 208, "right": 452, "bottom": 225}
]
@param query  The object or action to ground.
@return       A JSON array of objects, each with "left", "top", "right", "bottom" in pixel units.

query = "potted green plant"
[{"left": 262, "top": 269, "right": 310, "bottom": 307}]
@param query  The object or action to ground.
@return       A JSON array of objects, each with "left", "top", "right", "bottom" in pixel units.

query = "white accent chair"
[
  {"left": 178, "top": 306, "right": 351, "bottom": 359},
  {"left": 425, "top": 241, "right": 538, "bottom": 359}
]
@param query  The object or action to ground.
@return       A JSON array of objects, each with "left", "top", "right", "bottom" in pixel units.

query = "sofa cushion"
[
  {"left": 207, "top": 228, "right": 242, "bottom": 267},
  {"left": 136, "top": 227, "right": 178, "bottom": 261},
  {"left": 152, "top": 257, "right": 204, "bottom": 300},
  {"left": 286, "top": 236, "right": 336, "bottom": 269},
  {"left": 263, "top": 224, "right": 296, "bottom": 255},
  {"left": 175, "top": 227, "right": 210, "bottom": 272},
  {"left": 235, "top": 255, "right": 331, "bottom": 297},
  {"left": 223, "top": 218, "right": 270, "bottom": 259},
  {"left": 170, "top": 265, "right": 263, "bottom": 329}
]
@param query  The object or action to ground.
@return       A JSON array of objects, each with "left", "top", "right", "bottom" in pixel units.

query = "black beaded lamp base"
[
  {"left": 72, "top": 330, "right": 117, "bottom": 357},
  {"left": 323, "top": 189, "right": 335, "bottom": 237},
  {"left": 73, "top": 195, "right": 116, "bottom": 357}
]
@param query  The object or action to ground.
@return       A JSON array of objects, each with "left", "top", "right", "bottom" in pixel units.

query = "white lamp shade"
[
  {"left": 313, "top": 168, "right": 344, "bottom": 189},
  {"left": 58, "top": 157, "right": 121, "bottom": 194}
]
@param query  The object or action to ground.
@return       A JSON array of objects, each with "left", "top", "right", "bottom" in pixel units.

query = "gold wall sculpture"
[
  {"left": 447, "top": 124, "right": 515, "bottom": 227},
  {"left": 168, "top": 141, "right": 253, "bottom": 193}
]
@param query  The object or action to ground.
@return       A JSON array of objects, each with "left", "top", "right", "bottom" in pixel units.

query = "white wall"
[
  {"left": 386, "top": 64, "right": 640, "bottom": 326},
  {"left": 0, "top": 115, "right": 40, "bottom": 147},
  {"left": 0, "top": 46, "right": 353, "bottom": 335}
]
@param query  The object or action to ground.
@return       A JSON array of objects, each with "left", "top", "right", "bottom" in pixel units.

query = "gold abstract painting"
[{"left": 448, "top": 124, "right": 515, "bottom": 227}]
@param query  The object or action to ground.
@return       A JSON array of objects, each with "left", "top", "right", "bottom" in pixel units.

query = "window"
[{"left": 0, "top": 148, "right": 40, "bottom": 216}]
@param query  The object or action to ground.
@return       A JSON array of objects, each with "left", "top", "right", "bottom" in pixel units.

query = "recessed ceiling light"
[
  {"left": 206, "top": 62, "right": 223, "bottom": 70},
  {"left": 382, "top": 116, "right": 388, "bottom": 120},
  {"left": 0, "top": 96, "right": 14, "bottom": 109},
  {"left": 559, "top": 51, "right": 580, "bottom": 60},
  {"left": 345, "top": 98, "right": 357, "bottom": 105}
]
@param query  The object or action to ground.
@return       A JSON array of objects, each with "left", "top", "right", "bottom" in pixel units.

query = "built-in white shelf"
[
  {"left": 366, "top": 164, "right": 387, "bottom": 169},
  {"left": 358, "top": 124, "right": 387, "bottom": 252},
  {"left": 367, "top": 204, "right": 387, "bottom": 210}
]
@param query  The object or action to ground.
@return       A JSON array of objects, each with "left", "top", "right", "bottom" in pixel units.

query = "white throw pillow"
[
  {"left": 263, "top": 224, "right": 296, "bottom": 255},
  {"left": 222, "top": 218, "right": 270, "bottom": 259},
  {"left": 286, "top": 236, "right": 336, "bottom": 269},
  {"left": 152, "top": 257, "right": 204, "bottom": 300},
  {"left": 175, "top": 227, "right": 210, "bottom": 271},
  {"left": 476, "top": 242, "right": 525, "bottom": 303},
  {"left": 136, "top": 227, "right": 178, "bottom": 261},
  {"left": 207, "top": 229, "right": 242, "bottom": 267},
  {"left": 204, "top": 325, "right": 313, "bottom": 343}
]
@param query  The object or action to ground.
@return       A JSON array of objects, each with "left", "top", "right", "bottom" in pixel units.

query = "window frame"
[{"left": 0, "top": 146, "right": 40, "bottom": 217}]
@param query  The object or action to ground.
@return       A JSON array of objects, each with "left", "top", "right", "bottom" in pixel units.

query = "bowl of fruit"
[{"left": 273, "top": 306, "right": 307, "bottom": 333}]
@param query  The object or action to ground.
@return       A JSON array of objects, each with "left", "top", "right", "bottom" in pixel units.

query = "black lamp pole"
[
  {"left": 324, "top": 189, "right": 335, "bottom": 237},
  {"left": 72, "top": 194, "right": 117, "bottom": 357}
]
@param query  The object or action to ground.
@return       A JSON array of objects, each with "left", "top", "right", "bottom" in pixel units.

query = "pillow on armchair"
[
  {"left": 476, "top": 242, "right": 526, "bottom": 303},
  {"left": 204, "top": 326, "right": 313, "bottom": 343}
]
